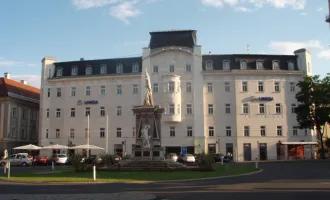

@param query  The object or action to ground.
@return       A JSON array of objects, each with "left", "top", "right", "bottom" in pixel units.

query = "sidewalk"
[{"left": 0, "top": 192, "right": 157, "bottom": 200}]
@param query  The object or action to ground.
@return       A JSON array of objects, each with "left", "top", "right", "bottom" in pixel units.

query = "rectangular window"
[
  {"left": 260, "top": 126, "right": 266, "bottom": 136},
  {"left": 153, "top": 83, "right": 158, "bottom": 93},
  {"left": 275, "top": 103, "right": 281, "bottom": 114},
  {"left": 186, "top": 64, "right": 191, "bottom": 72},
  {"left": 243, "top": 104, "right": 249, "bottom": 114},
  {"left": 186, "top": 104, "right": 192, "bottom": 114},
  {"left": 85, "top": 107, "right": 90, "bottom": 117},
  {"left": 116, "top": 106, "right": 122, "bottom": 116},
  {"left": 46, "top": 129, "right": 48, "bottom": 139},
  {"left": 117, "top": 128, "right": 121, "bottom": 137},
  {"left": 169, "top": 104, "right": 175, "bottom": 114},
  {"left": 244, "top": 126, "right": 250, "bottom": 136},
  {"left": 100, "top": 128, "right": 105, "bottom": 138},
  {"left": 153, "top": 65, "right": 158, "bottom": 73},
  {"left": 242, "top": 81, "right": 248, "bottom": 92},
  {"left": 207, "top": 83, "right": 213, "bottom": 93},
  {"left": 225, "top": 104, "right": 231, "bottom": 114},
  {"left": 258, "top": 81, "right": 264, "bottom": 92},
  {"left": 133, "top": 84, "right": 138, "bottom": 94},
  {"left": 170, "top": 127, "right": 175, "bottom": 137},
  {"left": 208, "top": 104, "right": 214, "bottom": 115},
  {"left": 46, "top": 109, "right": 49, "bottom": 118},
  {"left": 100, "top": 85, "right": 106, "bottom": 95},
  {"left": 47, "top": 88, "right": 50, "bottom": 97},
  {"left": 100, "top": 106, "right": 105, "bottom": 116},
  {"left": 223, "top": 61, "right": 230, "bottom": 70},
  {"left": 274, "top": 82, "right": 280, "bottom": 92},
  {"left": 56, "top": 109, "right": 61, "bottom": 118},
  {"left": 290, "top": 82, "right": 295, "bottom": 92},
  {"left": 22, "top": 109, "right": 27, "bottom": 120},
  {"left": 100, "top": 65, "right": 107, "bottom": 74},
  {"left": 12, "top": 107, "right": 16, "bottom": 117},
  {"left": 186, "top": 82, "right": 192, "bottom": 92},
  {"left": 71, "top": 87, "right": 76, "bottom": 97},
  {"left": 291, "top": 104, "right": 296, "bottom": 113},
  {"left": 70, "top": 108, "right": 75, "bottom": 117},
  {"left": 226, "top": 126, "right": 231, "bottom": 137},
  {"left": 86, "top": 86, "right": 91, "bottom": 96},
  {"left": 168, "top": 82, "right": 175, "bottom": 92},
  {"left": 225, "top": 82, "right": 230, "bottom": 92},
  {"left": 187, "top": 126, "right": 193, "bottom": 137},
  {"left": 277, "top": 126, "right": 282, "bottom": 136},
  {"left": 71, "top": 67, "right": 77, "bottom": 75},
  {"left": 70, "top": 129, "right": 74, "bottom": 138},
  {"left": 116, "top": 85, "right": 122, "bottom": 95},
  {"left": 259, "top": 103, "right": 265, "bottom": 114},
  {"left": 57, "top": 88, "right": 61, "bottom": 97},
  {"left": 56, "top": 129, "right": 60, "bottom": 138},
  {"left": 209, "top": 126, "right": 214, "bottom": 137},
  {"left": 293, "top": 126, "right": 299, "bottom": 136},
  {"left": 169, "top": 65, "right": 175, "bottom": 72}
]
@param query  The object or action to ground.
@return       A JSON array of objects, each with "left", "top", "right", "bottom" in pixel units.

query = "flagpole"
[
  {"left": 87, "top": 115, "right": 90, "bottom": 157},
  {"left": 106, "top": 115, "right": 109, "bottom": 154}
]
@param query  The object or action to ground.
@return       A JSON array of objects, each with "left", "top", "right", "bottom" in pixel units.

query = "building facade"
[
  {"left": 0, "top": 73, "right": 40, "bottom": 156},
  {"left": 39, "top": 30, "right": 316, "bottom": 161}
]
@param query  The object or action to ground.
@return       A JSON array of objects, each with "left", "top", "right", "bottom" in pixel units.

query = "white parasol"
[
  {"left": 70, "top": 144, "right": 104, "bottom": 150},
  {"left": 13, "top": 144, "right": 41, "bottom": 150},
  {"left": 42, "top": 144, "right": 68, "bottom": 149}
]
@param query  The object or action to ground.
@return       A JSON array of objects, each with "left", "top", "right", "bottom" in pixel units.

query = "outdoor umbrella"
[
  {"left": 70, "top": 144, "right": 104, "bottom": 150},
  {"left": 41, "top": 144, "right": 68, "bottom": 150},
  {"left": 13, "top": 144, "right": 41, "bottom": 150}
]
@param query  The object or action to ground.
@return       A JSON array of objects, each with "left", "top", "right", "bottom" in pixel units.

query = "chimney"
[
  {"left": 4, "top": 72, "right": 10, "bottom": 79},
  {"left": 80, "top": 58, "right": 84, "bottom": 61},
  {"left": 20, "top": 80, "right": 27, "bottom": 85}
]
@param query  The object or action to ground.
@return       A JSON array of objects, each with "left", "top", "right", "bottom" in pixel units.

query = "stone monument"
[{"left": 132, "top": 69, "right": 165, "bottom": 160}]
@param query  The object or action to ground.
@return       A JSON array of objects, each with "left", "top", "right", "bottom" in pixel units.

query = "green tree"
[{"left": 295, "top": 75, "right": 330, "bottom": 159}]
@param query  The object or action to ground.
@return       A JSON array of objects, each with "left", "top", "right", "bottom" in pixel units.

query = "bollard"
[
  {"left": 221, "top": 156, "right": 224, "bottom": 166},
  {"left": 3, "top": 163, "right": 6, "bottom": 174},
  {"left": 7, "top": 162, "right": 10, "bottom": 179},
  {"left": 52, "top": 161, "right": 55, "bottom": 171},
  {"left": 255, "top": 157, "right": 258, "bottom": 169},
  {"left": 93, "top": 165, "right": 96, "bottom": 181}
]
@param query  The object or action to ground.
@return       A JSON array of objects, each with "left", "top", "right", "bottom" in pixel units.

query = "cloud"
[
  {"left": 316, "top": 7, "right": 323, "bottom": 12},
  {"left": 201, "top": 0, "right": 306, "bottom": 10},
  {"left": 0, "top": 58, "right": 36, "bottom": 68},
  {"left": 234, "top": 6, "right": 253, "bottom": 12},
  {"left": 11, "top": 75, "right": 41, "bottom": 88},
  {"left": 201, "top": 0, "right": 223, "bottom": 8},
  {"left": 72, "top": 0, "right": 121, "bottom": 10},
  {"left": 109, "top": 1, "right": 142, "bottom": 24},
  {"left": 269, "top": 40, "right": 324, "bottom": 55},
  {"left": 317, "top": 50, "right": 330, "bottom": 60},
  {"left": 123, "top": 40, "right": 148, "bottom": 46}
]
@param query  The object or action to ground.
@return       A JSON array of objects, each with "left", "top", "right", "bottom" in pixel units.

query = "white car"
[
  {"left": 0, "top": 154, "right": 32, "bottom": 167},
  {"left": 182, "top": 154, "right": 196, "bottom": 163},
  {"left": 50, "top": 154, "right": 68, "bottom": 164}
]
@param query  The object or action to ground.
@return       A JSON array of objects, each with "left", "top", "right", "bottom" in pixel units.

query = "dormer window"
[
  {"left": 132, "top": 63, "right": 139, "bottom": 73},
  {"left": 256, "top": 60, "right": 263, "bottom": 70},
  {"left": 272, "top": 61, "right": 279, "bottom": 70},
  {"left": 71, "top": 67, "right": 78, "bottom": 76},
  {"left": 288, "top": 61, "right": 294, "bottom": 70},
  {"left": 85, "top": 66, "right": 92, "bottom": 75},
  {"left": 116, "top": 65, "right": 123, "bottom": 73},
  {"left": 240, "top": 60, "right": 247, "bottom": 70},
  {"left": 56, "top": 68, "right": 63, "bottom": 77},
  {"left": 223, "top": 60, "right": 230, "bottom": 70},
  {"left": 205, "top": 61, "right": 213, "bottom": 71},
  {"left": 100, "top": 64, "right": 107, "bottom": 74}
]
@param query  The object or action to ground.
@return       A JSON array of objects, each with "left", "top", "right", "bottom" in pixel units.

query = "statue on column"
[{"left": 143, "top": 69, "right": 154, "bottom": 107}]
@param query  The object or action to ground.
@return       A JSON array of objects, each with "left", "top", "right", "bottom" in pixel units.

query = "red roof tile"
[{"left": 0, "top": 78, "right": 40, "bottom": 101}]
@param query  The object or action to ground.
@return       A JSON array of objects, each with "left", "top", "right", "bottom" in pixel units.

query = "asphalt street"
[{"left": 0, "top": 162, "right": 330, "bottom": 200}]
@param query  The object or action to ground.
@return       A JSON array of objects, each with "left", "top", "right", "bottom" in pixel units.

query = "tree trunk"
[{"left": 317, "top": 126, "right": 326, "bottom": 159}]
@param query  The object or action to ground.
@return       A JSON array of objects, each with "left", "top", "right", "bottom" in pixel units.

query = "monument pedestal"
[{"left": 132, "top": 105, "right": 165, "bottom": 160}]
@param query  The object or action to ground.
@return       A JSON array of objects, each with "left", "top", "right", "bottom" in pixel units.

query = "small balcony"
[
  {"left": 326, "top": 15, "right": 330, "bottom": 23},
  {"left": 163, "top": 114, "right": 181, "bottom": 123}
]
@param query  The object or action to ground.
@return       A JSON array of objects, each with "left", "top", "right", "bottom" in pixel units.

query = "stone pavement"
[{"left": 0, "top": 192, "right": 156, "bottom": 200}]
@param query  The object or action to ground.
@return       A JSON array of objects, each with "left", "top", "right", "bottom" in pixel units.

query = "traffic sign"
[{"left": 181, "top": 146, "right": 187, "bottom": 155}]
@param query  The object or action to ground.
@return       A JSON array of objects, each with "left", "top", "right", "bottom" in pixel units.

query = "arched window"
[
  {"left": 256, "top": 60, "right": 263, "bottom": 70},
  {"left": 222, "top": 60, "right": 230, "bottom": 70},
  {"left": 100, "top": 64, "right": 107, "bottom": 74},
  {"left": 240, "top": 60, "right": 247, "bottom": 70},
  {"left": 116, "top": 65, "right": 123, "bottom": 73},
  {"left": 272, "top": 61, "right": 279, "bottom": 70},
  {"left": 132, "top": 63, "right": 139, "bottom": 73},
  {"left": 205, "top": 61, "right": 213, "bottom": 71},
  {"left": 71, "top": 66, "right": 78, "bottom": 76},
  {"left": 56, "top": 68, "right": 63, "bottom": 77},
  {"left": 85, "top": 66, "right": 92, "bottom": 75}
]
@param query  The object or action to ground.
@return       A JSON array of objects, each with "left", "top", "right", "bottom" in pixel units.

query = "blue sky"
[{"left": 0, "top": 0, "right": 329, "bottom": 88}]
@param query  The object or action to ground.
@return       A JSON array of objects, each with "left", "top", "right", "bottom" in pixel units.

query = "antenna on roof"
[
  {"left": 209, "top": 51, "right": 211, "bottom": 55},
  {"left": 247, "top": 44, "right": 250, "bottom": 54}
]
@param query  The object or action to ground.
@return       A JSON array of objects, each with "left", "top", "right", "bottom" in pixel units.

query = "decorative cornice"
[{"left": 7, "top": 92, "right": 39, "bottom": 104}]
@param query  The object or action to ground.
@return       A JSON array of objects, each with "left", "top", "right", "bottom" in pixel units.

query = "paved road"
[{"left": 1, "top": 162, "right": 330, "bottom": 200}]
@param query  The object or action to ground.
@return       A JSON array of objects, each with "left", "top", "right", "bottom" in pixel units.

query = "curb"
[
  {"left": 0, "top": 169, "right": 263, "bottom": 185},
  {"left": 150, "top": 169, "right": 263, "bottom": 183}
]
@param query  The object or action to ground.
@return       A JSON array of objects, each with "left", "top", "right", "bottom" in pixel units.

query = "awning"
[{"left": 281, "top": 142, "right": 318, "bottom": 145}]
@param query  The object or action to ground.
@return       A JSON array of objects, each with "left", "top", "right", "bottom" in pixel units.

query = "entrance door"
[
  {"left": 243, "top": 143, "right": 252, "bottom": 161},
  {"left": 259, "top": 143, "right": 267, "bottom": 160},
  {"left": 208, "top": 144, "right": 216, "bottom": 154},
  {"left": 226, "top": 143, "right": 234, "bottom": 160}
]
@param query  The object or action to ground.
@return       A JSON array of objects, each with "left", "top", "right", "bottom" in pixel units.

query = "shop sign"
[{"left": 251, "top": 96, "right": 274, "bottom": 101}]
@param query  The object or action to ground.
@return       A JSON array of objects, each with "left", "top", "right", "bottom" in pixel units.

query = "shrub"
[
  {"left": 123, "top": 154, "right": 131, "bottom": 160},
  {"left": 198, "top": 152, "right": 215, "bottom": 170},
  {"left": 69, "top": 153, "right": 84, "bottom": 172},
  {"left": 99, "top": 153, "right": 114, "bottom": 166}
]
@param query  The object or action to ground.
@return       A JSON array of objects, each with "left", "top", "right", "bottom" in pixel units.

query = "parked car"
[
  {"left": 178, "top": 154, "right": 196, "bottom": 164},
  {"left": 48, "top": 154, "right": 68, "bottom": 165},
  {"left": 0, "top": 154, "right": 32, "bottom": 167},
  {"left": 33, "top": 156, "right": 49, "bottom": 165},
  {"left": 213, "top": 153, "right": 225, "bottom": 162},
  {"left": 167, "top": 153, "right": 178, "bottom": 162}
]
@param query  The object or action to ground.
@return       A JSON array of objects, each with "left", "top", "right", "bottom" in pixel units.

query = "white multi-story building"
[{"left": 39, "top": 30, "right": 316, "bottom": 161}]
